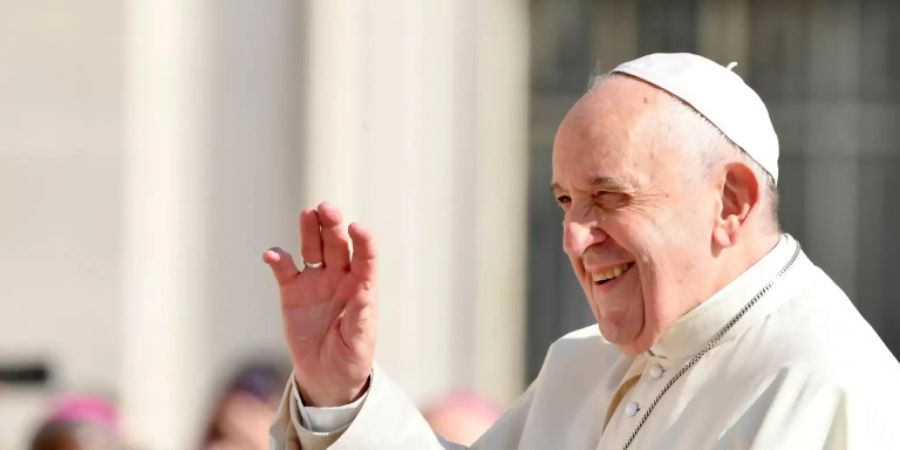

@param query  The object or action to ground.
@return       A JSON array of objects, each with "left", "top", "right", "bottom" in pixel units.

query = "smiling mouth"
[{"left": 591, "top": 262, "right": 635, "bottom": 285}]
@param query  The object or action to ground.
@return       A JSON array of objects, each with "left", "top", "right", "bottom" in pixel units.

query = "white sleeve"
[
  {"left": 292, "top": 377, "right": 367, "bottom": 432},
  {"left": 269, "top": 365, "right": 459, "bottom": 450},
  {"left": 269, "top": 364, "right": 535, "bottom": 450},
  {"left": 268, "top": 372, "right": 367, "bottom": 450},
  {"left": 311, "top": 365, "right": 451, "bottom": 449}
]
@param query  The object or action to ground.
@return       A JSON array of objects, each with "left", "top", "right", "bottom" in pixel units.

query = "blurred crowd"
[
  {"left": 10, "top": 360, "right": 502, "bottom": 449},
  {"left": 20, "top": 360, "right": 289, "bottom": 450}
]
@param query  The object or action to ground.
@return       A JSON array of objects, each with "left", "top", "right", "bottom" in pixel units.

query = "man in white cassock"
[{"left": 262, "top": 53, "right": 900, "bottom": 449}]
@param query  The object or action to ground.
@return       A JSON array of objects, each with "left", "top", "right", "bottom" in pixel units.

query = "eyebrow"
[{"left": 550, "top": 176, "right": 632, "bottom": 195}]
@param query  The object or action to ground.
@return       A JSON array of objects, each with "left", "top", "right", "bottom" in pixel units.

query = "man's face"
[{"left": 551, "top": 76, "right": 720, "bottom": 354}]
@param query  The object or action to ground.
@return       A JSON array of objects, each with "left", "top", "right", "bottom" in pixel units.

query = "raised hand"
[{"left": 262, "top": 202, "right": 377, "bottom": 406}]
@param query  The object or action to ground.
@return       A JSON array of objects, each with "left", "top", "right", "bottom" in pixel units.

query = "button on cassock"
[
  {"left": 649, "top": 364, "right": 664, "bottom": 380},
  {"left": 625, "top": 401, "right": 640, "bottom": 417}
]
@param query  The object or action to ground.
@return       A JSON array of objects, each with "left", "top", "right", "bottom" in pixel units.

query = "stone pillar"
[
  {"left": 300, "top": 0, "right": 529, "bottom": 403},
  {"left": 121, "top": 0, "right": 212, "bottom": 447}
]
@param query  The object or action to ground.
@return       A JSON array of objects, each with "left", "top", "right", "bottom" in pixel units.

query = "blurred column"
[
  {"left": 470, "top": 0, "right": 529, "bottom": 401},
  {"left": 300, "top": 0, "right": 529, "bottom": 403},
  {"left": 205, "top": 0, "right": 300, "bottom": 389},
  {"left": 804, "top": 0, "right": 861, "bottom": 298},
  {"left": 121, "top": 0, "right": 212, "bottom": 447}
]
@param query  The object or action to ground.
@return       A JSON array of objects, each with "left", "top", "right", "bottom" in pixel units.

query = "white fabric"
[
  {"left": 292, "top": 378, "right": 367, "bottom": 432},
  {"left": 269, "top": 235, "right": 900, "bottom": 449},
  {"left": 611, "top": 53, "right": 780, "bottom": 183}
]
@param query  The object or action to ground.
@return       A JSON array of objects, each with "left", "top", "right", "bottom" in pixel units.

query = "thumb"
[{"left": 262, "top": 247, "right": 300, "bottom": 285}]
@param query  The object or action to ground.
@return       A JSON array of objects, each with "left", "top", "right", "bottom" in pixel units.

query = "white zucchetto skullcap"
[{"left": 611, "top": 53, "right": 780, "bottom": 184}]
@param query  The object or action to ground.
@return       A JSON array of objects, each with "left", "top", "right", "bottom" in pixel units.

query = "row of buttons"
[{"left": 624, "top": 364, "right": 666, "bottom": 417}]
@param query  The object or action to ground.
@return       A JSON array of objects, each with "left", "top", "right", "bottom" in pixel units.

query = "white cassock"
[{"left": 269, "top": 234, "right": 900, "bottom": 449}]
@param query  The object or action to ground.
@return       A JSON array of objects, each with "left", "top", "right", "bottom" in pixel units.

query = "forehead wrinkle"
[{"left": 553, "top": 76, "right": 671, "bottom": 195}]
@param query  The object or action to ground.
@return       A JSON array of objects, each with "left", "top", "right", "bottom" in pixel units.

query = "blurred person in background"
[
  {"left": 421, "top": 392, "right": 503, "bottom": 446},
  {"left": 30, "top": 394, "right": 122, "bottom": 450},
  {"left": 202, "top": 360, "right": 289, "bottom": 450},
  {"left": 264, "top": 53, "right": 900, "bottom": 449}
]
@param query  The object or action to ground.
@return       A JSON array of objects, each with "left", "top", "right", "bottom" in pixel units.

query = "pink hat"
[{"left": 46, "top": 394, "right": 119, "bottom": 434}]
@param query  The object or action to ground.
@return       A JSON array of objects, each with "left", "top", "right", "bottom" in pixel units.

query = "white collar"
[{"left": 648, "top": 234, "right": 799, "bottom": 360}]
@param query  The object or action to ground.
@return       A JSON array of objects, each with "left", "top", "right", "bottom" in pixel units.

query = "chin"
[
  {"left": 595, "top": 312, "right": 656, "bottom": 355},
  {"left": 598, "top": 320, "right": 640, "bottom": 347}
]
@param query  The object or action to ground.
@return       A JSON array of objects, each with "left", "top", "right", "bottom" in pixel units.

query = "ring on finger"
[{"left": 303, "top": 260, "right": 324, "bottom": 270}]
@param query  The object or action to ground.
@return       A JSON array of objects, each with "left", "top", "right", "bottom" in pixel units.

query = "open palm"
[{"left": 263, "top": 202, "right": 377, "bottom": 407}]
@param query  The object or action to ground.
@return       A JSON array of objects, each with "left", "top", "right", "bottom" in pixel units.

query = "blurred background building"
[{"left": 0, "top": 0, "right": 897, "bottom": 448}]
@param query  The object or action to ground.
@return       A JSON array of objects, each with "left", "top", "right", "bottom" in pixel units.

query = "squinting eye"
[
  {"left": 596, "top": 192, "right": 628, "bottom": 209},
  {"left": 556, "top": 195, "right": 571, "bottom": 205}
]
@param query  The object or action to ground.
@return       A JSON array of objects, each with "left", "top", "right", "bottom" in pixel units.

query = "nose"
[{"left": 563, "top": 218, "right": 608, "bottom": 257}]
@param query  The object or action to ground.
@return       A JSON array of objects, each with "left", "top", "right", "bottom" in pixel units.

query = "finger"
[
  {"left": 262, "top": 247, "right": 300, "bottom": 285},
  {"left": 317, "top": 202, "right": 351, "bottom": 271},
  {"left": 299, "top": 208, "right": 324, "bottom": 265},
  {"left": 349, "top": 222, "right": 376, "bottom": 279}
]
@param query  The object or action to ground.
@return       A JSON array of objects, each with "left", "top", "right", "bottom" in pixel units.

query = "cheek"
[
  {"left": 636, "top": 265, "right": 665, "bottom": 322},
  {"left": 673, "top": 193, "right": 717, "bottom": 237},
  {"left": 619, "top": 227, "right": 670, "bottom": 329},
  {"left": 631, "top": 233, "right": 702, "bottom": 337},
  {"left": 568, "top": 254, "right": 584, "bottom": 280}
]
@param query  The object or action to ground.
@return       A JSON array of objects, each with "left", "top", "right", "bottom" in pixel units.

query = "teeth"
[{"left": 591, "top": 263, "right": 631, "bottom": 283}]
